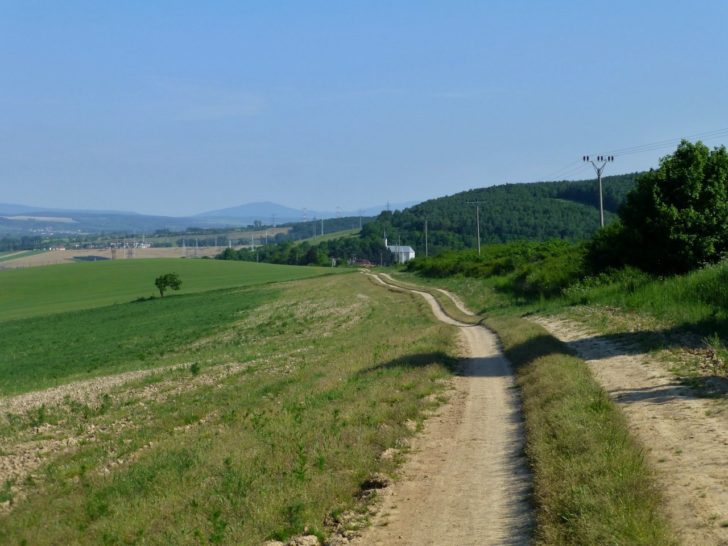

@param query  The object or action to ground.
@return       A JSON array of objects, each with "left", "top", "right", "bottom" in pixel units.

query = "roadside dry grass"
[{"left": 0, "top": 273, "right": 457, "bottom": 545}]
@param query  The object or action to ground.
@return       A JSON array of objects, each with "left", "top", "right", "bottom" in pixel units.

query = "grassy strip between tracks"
[{"left": 385, "top": 272, "right": 675, "bottom": 545}]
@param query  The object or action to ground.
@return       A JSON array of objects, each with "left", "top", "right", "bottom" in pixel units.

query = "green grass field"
[
  {"left": 0, "top": 258, "right": 336, "bottom": 322},
  {"left": 0, "top": 285, "right": 274, "bottom": 395},
  {"left": 0, "top": 273, "right": 456, "bottom": 544}
]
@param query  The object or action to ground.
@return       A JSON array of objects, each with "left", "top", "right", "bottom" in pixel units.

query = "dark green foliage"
[
  {"left": 219, "top": 175, "right": 638, "bottom": 267},
  {"left": 590, "top": 141, "right": 728, "bottom": 274},
  {"left": 0, "top": 235, "right": 43, "bottom": 251},
  {"left": 407, "top": 240, "right": 586, "bottom": 299},
  {"left": 584, "top": 220, "right": 632, "bottom": 273},
  {"left": 363, "top": 173, "right": 637, "bottom": 256},
  {"left": 218, "top": 237, "right": 391, "bottom": 266},
  {"left": 154, "top": 272, "right": 182, "bottom": 298}
]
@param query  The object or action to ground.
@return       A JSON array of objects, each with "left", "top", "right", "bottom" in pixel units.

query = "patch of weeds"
[
  {"left": 29, "top": 404, "right": 46, "bottom": 428},
  {"left": 315, "top": 454, "right": 326, "bottom": 471},
  {"left": 84, "top": 493, "right": 110, "bottom": 521},
  {"left": 271, "top": 500, "right": 307, "bottom": 541},
  {"left": 703, "top": 334, "right": 728, "bottom": 376},
  {"left": 208, "top": 509, "right": 228, "bottom": 544},
  {"left": 190, "top": 362, "right": 201, "bottom": 376},
  {"left": 293, "top": 443, "right": 309, "bottom": 482},
  {"left": 4, "top": 412, "right": 22, "bottom": 431},
  {"left": 99, "top": 393, "right": 112, "bottom": 415},
  {"left": 218, "top": 457, "right": 249, "bottom": 504},
  {"left": 0, "top": 480, "right": 14, "bottom": 503}
]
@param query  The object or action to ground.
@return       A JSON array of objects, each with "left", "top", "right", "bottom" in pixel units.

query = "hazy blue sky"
[{"left": 2, "top": 1, "right": 728, "bottom": 216}]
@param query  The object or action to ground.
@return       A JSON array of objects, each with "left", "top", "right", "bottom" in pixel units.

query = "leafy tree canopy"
[
  {"left": 154, "top": 273, "right": 182, "bottom": 298},
  {"left": 589, "top": 140, "right": 728, "bottom": 274}
]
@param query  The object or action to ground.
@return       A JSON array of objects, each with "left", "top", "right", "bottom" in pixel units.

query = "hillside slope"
[{"left": 362, "top": 173, "right": 638, "bottom": 255}]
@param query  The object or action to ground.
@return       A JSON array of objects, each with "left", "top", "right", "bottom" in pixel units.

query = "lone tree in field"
[
  {"left": 154, "top": 273, "right": 182, "bottom": 298},
  {"left": 588, "top": 140, "right": 728, "bottom": 274}
]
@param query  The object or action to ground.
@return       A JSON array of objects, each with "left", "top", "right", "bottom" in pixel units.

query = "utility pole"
[
  {"left": 465, "top": 201, "right": 485, "bottom": 256},
  {"left": 321, "top": 217, "right": 324, "bottom": 237},
  {"left": 583, "top": 155, "right": 615, "bottom": 228},
  {"left": 424, "top": 218, "right": 428, "bottom": 258}
]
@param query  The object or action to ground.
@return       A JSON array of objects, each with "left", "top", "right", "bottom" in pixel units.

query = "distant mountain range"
[
  {"left": 2, "top": 171, "right": 644, "bottom": 243},
  {"left": 0, "top": 200, "right": 415, "bottom": 236},
  {"left": 196, "top": 201, "right": 418, "bottom": 224}
]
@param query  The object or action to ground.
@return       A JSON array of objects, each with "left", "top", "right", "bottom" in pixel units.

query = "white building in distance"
[{"left": 385, "top": 237, "right": 415, "bottom": 263}]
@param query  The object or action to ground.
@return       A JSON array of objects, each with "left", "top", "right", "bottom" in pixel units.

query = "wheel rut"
[
  {"left": 533, "top": 315, "right": 728, "bottom": 546},
  {"left": 357, "top": 274, "right": 531, "bottom": 545}
]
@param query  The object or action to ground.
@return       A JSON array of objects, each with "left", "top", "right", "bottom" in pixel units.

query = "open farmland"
[
  {"left": 0, "top": 259, "right": 334, "bottom": 322},
  {"left": 0, "top": 250, "right": 44, "bottom": 263},
  {"left": 0, "top": 246, "right": 229, "bottom": 269},
  {"left": 0, "top": 272, "right": 456, "bottom": 544}
]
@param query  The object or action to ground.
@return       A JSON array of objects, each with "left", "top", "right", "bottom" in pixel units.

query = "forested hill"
[{"left": 361, "top": 173, "right": 639, "bottom": 255}]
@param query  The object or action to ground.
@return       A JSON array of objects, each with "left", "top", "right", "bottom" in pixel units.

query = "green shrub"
[
  {"left": 588, "top": 140, "right": 728, "bottom": 275},
  {"left": 407, "top": 240, "right": 587, "bottom": 300}
]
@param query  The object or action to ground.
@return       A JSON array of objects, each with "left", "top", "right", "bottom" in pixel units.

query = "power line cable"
[
  {"left": 541, "top": 126, "right": 728, "bottom": 182},
  {"left": 542, "top": 160, "right": 583, "bottom": 179},
  {"left": 604, "top": 127, "right": 728, "bottom": 156}
]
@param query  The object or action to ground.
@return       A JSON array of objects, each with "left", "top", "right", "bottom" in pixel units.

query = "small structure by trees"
[{"left": 154, "top": 273, "right": 182, "bottom": 298}]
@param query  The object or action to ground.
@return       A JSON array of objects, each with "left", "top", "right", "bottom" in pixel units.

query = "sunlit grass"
[
  {"left": 0, "top": 258, "right": 337, "bottom": 321},
  {"left": 0, "top": 273, "right": 457, "bottom": 545}
]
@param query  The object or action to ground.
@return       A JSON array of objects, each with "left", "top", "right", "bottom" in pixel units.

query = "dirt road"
[
  {"left": 358, "top": 274, "right": 531, "bottom": 545},
  {"left": 534, "top": 315, "right": 728, "bottom": 546}
]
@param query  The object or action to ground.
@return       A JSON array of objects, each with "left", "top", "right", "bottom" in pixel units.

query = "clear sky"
[{"left": 2, "top": 1, "right": 728, "bottom": 216}]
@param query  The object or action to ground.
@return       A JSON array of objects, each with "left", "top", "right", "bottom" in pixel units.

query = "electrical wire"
[
  {"left": 541, "top": 126, "right": 728, "bottom": 181},
  {"left": 604, "top": 127, "right": 728, "bottom": 157}
]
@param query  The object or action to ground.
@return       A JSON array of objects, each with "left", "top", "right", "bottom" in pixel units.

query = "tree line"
[
  {"left": 218, "top": 172, "right": 639, "bottom": 266},
  {"left": 407, "top": 140, "right": 728, "bottom": 294}
]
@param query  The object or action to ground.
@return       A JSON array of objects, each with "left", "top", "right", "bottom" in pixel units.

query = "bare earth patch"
[
  {"left": 355, "top": 275, "right": 531, "bottom": 545},
  {"left": 533, "top": 315, "right": 728, "bottom": 545}
]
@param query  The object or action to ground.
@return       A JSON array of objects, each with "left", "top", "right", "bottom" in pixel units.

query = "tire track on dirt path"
[
  {"left": 358, "top": 274, "right": 531, "bottom": 546},
  {"left": 533, "top": 315, "right": 728, "bottom": 546},
  {"left": 377, "top": 273, "right": 476, "bottom": 318}
]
